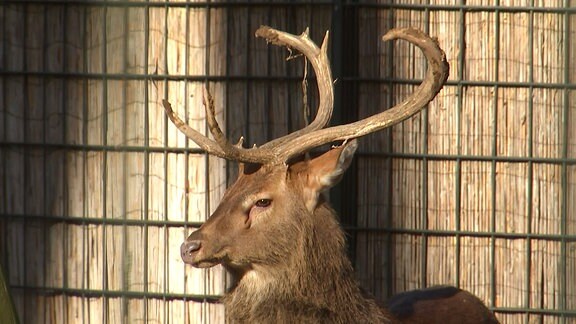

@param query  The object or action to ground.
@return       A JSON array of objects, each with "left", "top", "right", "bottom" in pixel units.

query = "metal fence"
[{"left": 1, "top": 1, "right": 575, "bottom": 323}]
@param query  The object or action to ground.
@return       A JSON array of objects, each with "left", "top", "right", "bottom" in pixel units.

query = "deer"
[{"left": 163, "top": 26, "right": 499, "bottom": 323}]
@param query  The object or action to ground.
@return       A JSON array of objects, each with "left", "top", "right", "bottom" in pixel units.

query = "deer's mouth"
[
  {"left": 183, "top": 252, "right": 222, "bottom": 268},
  {"left": 191, "top": 258, "right": 221, "bottom": 268}
]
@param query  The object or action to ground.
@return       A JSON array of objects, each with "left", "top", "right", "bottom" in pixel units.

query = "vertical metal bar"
[
  {"left": 183, "top": 2, "right": 191, "bottom": 322},
  {"left": 224, "top": 2, "right": 233, "bottom": 295},
  {"left": 121, "top": 5, "right": 129, "bottom": 324},
  {"left": 244, "top": 3, "right": 252, "bottom": 146},
  {"left": 490, "top": 1, "right": 501, "bottom": 315},
  {"left": 559, "top": 2, "right": 570, "bottom": 322},
  {"left": 42, "top": 4, "right": 49, "bottom": 323},
  {"left": 163, "top": 4, "right": 170, "bottom": 323},
  {"left": 454, "top": 0, "right": 466, "bottom": 287},
  {"left": 203, "top": 3, "right": 212, "bottom": 323},
  {"left": 81, "top": 4, "right": 89, "bottom": 323},
  {"left": 22, "top": 4, "right": 29, "bottom": 323},
  {"left": 264, "top": 4, "right": 271, "bottom": 143},
  {"left": 420, "top": 2, "right": 431, "bottom": 289},
  {"left": 0, "top": 3, "right": 9, "bottom": 313},
  {"left": 183, "top": 4, "right": 192, "bottom": 323},
  {"left": 525, "top": 2, "right": 535, "bottom": 323},
  {"left": 101, "top": 4, "right": 109, "bottom": 323},
  {"left": 1, "top": 1, "right": 6, "bottom": 279},
  {"left": 385, "top": 4, "right": 395, "bottom": 299},
  {"left": 285, "top": 5, "right": 293, "bottom": 136},
  {"left": 142, "top": 2, "right": 150, "bottom": 322},
  {"left": 60, "top": 3, "right": 70, "bottom": 323}
]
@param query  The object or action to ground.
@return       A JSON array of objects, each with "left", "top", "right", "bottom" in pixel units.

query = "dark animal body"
[
  {"left": 387, "top": 286, "right": 499, "bottom": 323},
  {"left": 166, "top": 26, "right": 499, "bottom": 323}
]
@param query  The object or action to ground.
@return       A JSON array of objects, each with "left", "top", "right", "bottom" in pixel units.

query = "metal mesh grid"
[{"left": 0, "top": 1, "right": 574, "bottom": 323}]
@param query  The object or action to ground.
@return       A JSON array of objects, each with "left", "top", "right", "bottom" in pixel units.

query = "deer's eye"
[
  {"left": 245, "top": 198, "right": 272, "bottom": 228},
  {"left": 254, "top": 199, "right": 272, "bottom": 208}
]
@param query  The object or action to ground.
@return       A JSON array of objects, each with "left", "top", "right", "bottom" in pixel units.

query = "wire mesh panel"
[
  {"left": 349, "top": 1, "right": 576, "bottom": 323},
  {"left": 0, "top": 1, "right": 575, "bottom": 324},
  {"left": 1, "top": 2, "right": 228, "bottom": 322}
]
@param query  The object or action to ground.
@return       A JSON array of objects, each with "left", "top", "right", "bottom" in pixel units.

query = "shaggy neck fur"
[{"left": 222, "top": 202, "right": 397, "bottom": 324}]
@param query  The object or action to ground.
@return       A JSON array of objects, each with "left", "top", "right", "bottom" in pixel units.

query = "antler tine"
[
  {"left": 162, "top": 94, "right": 273, "bottom": 163},
  {"left": 162, "top": 99, "right": 226, "bottom": 158},
  {"left": 255, "top": 26, "right": 334, "bottom": 149},
  {"left": 273, "top": 28, "right": 450, "bottom": 162},
  {"left": 202, "top": 87, "right": 242, "bottom": 155}
]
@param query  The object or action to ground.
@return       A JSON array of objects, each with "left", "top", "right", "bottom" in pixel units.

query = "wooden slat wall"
[{"left": 1, "top": 1, "right": 574, "bottom": 324}]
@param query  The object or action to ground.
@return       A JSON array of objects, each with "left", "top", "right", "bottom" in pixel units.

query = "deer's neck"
[{"left": 223, "top": 203, "right": 397, "bottom": 323}]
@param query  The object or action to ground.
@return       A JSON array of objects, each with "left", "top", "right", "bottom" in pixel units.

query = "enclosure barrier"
[{"left": 1, "top": 1, "right": 575, "bottom": 323}]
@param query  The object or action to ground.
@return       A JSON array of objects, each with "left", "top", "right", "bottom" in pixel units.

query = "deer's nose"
[{"left": 181, "top": 240, "right": 202, "bottom": 259}]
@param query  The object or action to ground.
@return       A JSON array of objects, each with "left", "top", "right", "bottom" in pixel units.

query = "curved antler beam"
[{"left": 272, "top": 27, "right": 450, "bottom": 163}]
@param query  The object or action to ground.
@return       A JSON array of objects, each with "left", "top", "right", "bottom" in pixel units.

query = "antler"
[{"left": 162, "top": 26, "right": 449, "bottom": 165}]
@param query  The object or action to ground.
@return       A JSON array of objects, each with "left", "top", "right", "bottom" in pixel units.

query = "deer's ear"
[{"left": 297, "top": 140, "right": 358, "bottom": 211}]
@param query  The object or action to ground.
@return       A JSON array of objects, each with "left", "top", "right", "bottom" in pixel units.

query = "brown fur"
[
  {"left": 222, "top": 202, "right": 394, "bottom": 323},
  {"left": 181, "top": 143, "right": 498, "bottom": 323}
]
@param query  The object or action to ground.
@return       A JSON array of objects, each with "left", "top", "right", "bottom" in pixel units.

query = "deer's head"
[
  {"left": 179, "top": 141, "right": 357, "bottom": 271},
  {"left": 163, "top": 26, "right": 449, "bottom": 274}
]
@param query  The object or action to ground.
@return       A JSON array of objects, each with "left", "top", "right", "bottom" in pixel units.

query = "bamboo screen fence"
[{"left": 1, "top": 1, "right": 575, "bottom": 323}]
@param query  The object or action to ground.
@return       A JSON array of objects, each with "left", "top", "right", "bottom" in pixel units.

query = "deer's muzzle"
[{"left": 181, "top": 240, "right": 202, "bottom": 264}]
